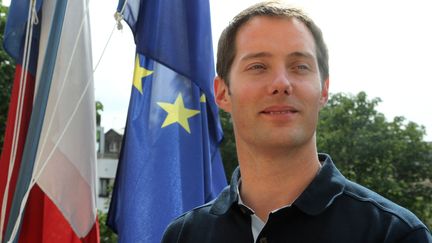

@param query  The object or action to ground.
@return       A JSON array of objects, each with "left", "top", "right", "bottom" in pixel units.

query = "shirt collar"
[
  {"left": 236, "top": 179, "right": 257, "bottom": 214},
  {"left": 293, "top": 154, "right": 346, "bottom": 215},
  {"left": 209, "top": 165, "right": 242, "bottom": 215},
  {"left": 210, "top": 153, "right": 346, "bottom": 216}
]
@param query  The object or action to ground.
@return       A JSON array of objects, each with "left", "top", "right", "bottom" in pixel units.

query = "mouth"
[
  {"left": 261, "top": 110, "right": 298, "bottom": 115},
  {"left": 260, "top": 106, "right": 299, "bottom": 115}
]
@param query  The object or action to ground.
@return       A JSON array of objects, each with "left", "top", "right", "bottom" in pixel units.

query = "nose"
[{"left": 268, "top": 70, "right": 292, "bottom": 95}]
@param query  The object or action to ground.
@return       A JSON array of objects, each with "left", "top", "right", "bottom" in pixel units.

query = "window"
[
  {"left": 109, "top": 141, "right": 118, "bottom": 153},
  {"left": 99, "top": 178, "right": 110, "bottom": 197}
]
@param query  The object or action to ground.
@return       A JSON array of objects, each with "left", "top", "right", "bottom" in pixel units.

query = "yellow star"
[
  {"left": 157, "top": 93, "right": 200, "bottom": 133},
  {"left": 133, "top": 54, "right": 154, "bottom": 94},
  {"left": 200, "top": 93, "right": 206, "bottom": 103}
]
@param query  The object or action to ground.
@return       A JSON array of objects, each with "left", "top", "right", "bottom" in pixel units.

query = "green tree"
[
  {"left": 98, "top": 210, "right": 118, "bottom": 243},
  {"left": 0, "top": 0, "right": 15, "bottom": 153},
  {"left": 98, "top": 181, "right": 118, "bottom": 242},
  {"left": 219, "top": 110, "right": 238, "bottom": 182},
  {"left": 96, "top": 100, "right": 104, "bottom": 127},
  {"left": 317, "top": 92, "right": 432, "bottom": 228},
  {"left": 96, "top": 100, "right": 104, "bottom": 147}
]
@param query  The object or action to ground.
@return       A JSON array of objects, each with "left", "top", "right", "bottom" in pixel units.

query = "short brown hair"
[{"left": 216, "top": 1, "right": 329, "bottom": 85}]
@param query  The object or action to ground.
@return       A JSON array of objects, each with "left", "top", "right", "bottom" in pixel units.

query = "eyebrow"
[
  {"left": 239, "top": 51, "right": 315, "bottom": 62},
  {"left": 239, "top": 52, "right": 273, "bottom": 62},
  {"left": 287, "top": 51, "right": 315, "bottom": 60}
]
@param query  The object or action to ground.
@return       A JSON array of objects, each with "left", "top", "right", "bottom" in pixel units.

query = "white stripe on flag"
[{"left": 33, "top": 0, "right": 97, "bottom": 237}]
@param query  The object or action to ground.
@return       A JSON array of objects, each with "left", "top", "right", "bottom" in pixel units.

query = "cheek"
[
  {"left": 230, "top": 88, "right": 253, "bottom": 107},
  {"left": 296, "top": 82, "right": 322, "bottom": 101},
  {"left": 233, "top": 79, "right": 265, "bottom": 99}
]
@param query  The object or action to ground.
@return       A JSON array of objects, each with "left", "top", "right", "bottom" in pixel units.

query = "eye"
[
  {"left": 296, "top": 64, "right": 310, "bottom": 70},
  {"left": 246, "top": 63, "right": 266, "bottom": 71},
  {"left": 292, "top": 64, "right": 311, "bottom": 74}
]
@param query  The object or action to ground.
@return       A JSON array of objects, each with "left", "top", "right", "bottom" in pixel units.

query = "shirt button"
[{"left": 259, "top": 237, "right": 268, "bottom": 243}]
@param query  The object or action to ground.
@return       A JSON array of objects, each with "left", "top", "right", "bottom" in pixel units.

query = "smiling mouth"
[
  {"left": 260, "top": 106, "right": 299, "bottom": 115},
  {"left": 261, "top": 110, "right": 297, "bottom": 115}
]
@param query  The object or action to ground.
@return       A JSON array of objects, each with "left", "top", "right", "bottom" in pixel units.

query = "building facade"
[{"left": 96, "top": 127, "right": 123, "bottom": 212}]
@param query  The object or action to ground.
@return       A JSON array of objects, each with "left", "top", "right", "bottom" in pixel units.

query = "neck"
[{"left": 236, "top": 139, "right": 321, "bottom": 222}]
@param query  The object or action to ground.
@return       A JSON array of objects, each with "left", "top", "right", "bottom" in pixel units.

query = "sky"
[
  {"left": 89, "top": 0, "right": 432, "bottom": 141},
  {"left": 7, "top": 0, "right": 431, "bottom": 140}
]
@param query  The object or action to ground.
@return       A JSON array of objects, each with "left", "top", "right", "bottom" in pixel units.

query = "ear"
[
  {"left": 319, "top": 78, "right": 329, "bottom": 108},
  {"left": 214, "top": 76, "right": 232, "bottom": 113}
]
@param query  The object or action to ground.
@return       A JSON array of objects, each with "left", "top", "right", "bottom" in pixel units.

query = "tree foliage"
[
  {"left": 96, "top": 100, "right": 104, "bottom": 126},
  {"left": 98, "top": 210, "right": 118, "bottom": 243},
  {"left": 0, "top": 1, "right": 15, "bottom": 153},
  {"left": 219, "top": 110, "right": 238, "bottom": 182},
  {"left": 219, "top": 91, "right": 432, "bottom": 228},
  {"left": 317, "top": 92, "right": 432, "bottom": 228}
]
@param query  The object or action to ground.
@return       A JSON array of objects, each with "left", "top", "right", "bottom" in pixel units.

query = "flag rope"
[
  {"left": 114, "top": 0, "right": 128, "bottom": 30},
  {"left": 118, "top": 0, "right": 128, "bottom": 16},
  {"left": 0, "top": 1, "right": 38, "bottom": 241},
  {"left": 92, "top": 22, "right": 117, "bottom": 73}
]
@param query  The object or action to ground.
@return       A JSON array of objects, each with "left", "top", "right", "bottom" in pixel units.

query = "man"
[{"left": 162, "top": 2, "right": 432, "bottom": 242}]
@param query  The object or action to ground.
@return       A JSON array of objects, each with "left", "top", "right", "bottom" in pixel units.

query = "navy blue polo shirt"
[{"left": 162, "top": 154, "right": 432, "bottom": 243}]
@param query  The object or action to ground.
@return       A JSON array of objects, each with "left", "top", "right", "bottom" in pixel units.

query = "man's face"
[{"left": 215, "top": 16, "right": 329, "bottom": 152}]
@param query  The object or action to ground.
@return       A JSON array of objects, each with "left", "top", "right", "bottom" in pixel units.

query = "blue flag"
[{"left": 107, "top": 0, "right": 227, "bottom": 242}]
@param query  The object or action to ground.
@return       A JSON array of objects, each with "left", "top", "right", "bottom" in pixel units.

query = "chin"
[{"left": 271, "top": 131, "right": 315, "bottom": 148}]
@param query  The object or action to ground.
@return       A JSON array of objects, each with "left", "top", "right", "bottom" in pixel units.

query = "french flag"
[{"left": 0, "top": 0, "right": 99, "bottom": 242}]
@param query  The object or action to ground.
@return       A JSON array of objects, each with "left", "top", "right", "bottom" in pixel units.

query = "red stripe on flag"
[
  {"left": 0, "top": 65, "right": 35, "bottom": 238},
  {"left": 18, "top": 185, "right": 100, "bottom": 243}
]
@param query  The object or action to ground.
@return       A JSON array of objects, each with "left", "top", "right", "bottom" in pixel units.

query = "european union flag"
[{"left": 107, "top": 0, "right": 227, "bottom": 242}]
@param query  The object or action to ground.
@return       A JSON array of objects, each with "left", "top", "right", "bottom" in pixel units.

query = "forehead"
[{"left": 234, "top": 16, "right": 316, "bottom": 60}]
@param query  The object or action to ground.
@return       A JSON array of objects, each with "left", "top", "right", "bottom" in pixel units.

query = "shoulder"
[
  {"left": 340, "top": 179, "right": 431, "bottom": 241},
  {"left": 161, "top": 181, "right": 249, "bottom": 243},
  {"left": 161, "top": 202, "right": 215, "bottom": 243},
  {"left": 316, "top": 154, "right": 431, "bottom": 241},
  {"left": 343, "top": 180, "right": 421, "bottom": 227},
  {"left": 161, "top": 185, "right": 235, "bottom": 243}
]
